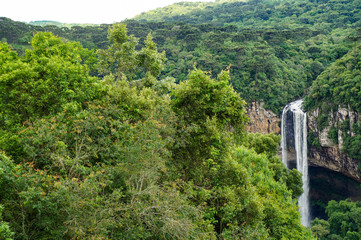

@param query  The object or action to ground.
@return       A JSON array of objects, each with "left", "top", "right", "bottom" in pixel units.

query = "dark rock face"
[
  {"left": 308, "top": 144, "right": 360, "bottom": 182},
  {"left": 307, "top": 107, "right": 361, "bottom": 183}
]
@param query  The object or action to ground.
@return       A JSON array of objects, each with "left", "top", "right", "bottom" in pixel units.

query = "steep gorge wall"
[{"left": 307, "top": 106, "right": 361, "bottom": 182}]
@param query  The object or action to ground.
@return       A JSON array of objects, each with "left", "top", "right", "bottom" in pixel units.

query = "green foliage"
[
  {"left": 312, "top": 199, "right": 361, "bottom": 240},
  {"left": 245, "top": 132, "right": 303, "bottom": 199},
  {"left": 169, "top": 68, "right": 312, "bottom": 239},
  {"left": 328, "top": 126, "right": 339, "bottom": 144},
  {"left": 29, "top": 20, "right": 99, "bottom": 28},
  {"left": 170, "top": 68, "right": 247, "bottom": 183},
  {"left": 244, "top": 132, "right": 280, "bottom": 156},
  {"left": 343, "top": 123, "right": 361, "bottom": 161},
  {"left": 0, "top": 78, "right": 213, "bottom": 239},
  {"left": 97, "top": 23, "right": 166, "bottom": 85},
  {"left": 172, "top": 68, "right": 247, "bottom": 131},
  {"left": 311, "top": 218, "right": 330, "bottom": 239},
  {"left": 318, "top": 113, "right": 330, "bottom": 131},
  {"left": 304, "top": 42, "right": 361, "bottom": 160},
  {"left": 2, "top": 12, "right": 356, "bottom": 114},
  {"left": 2, "top": 10, "right": 357, "bottom": 114},
  {"left": 0, "top": 33, "right": 100, "bottom": 128},
  {"left": 284, "top": 168, "right": 304, "bottom": 199},
  {"left": 0, "top": 204, "right": 13, "bottom": 240},
  {"left": 305, "top": 38, "right": 361, "bottom": 160},
  {"left": 0, "top": 1, "right": 356, "bottom": 238},
  {"left": 308, "top": 130, "right": 321, "bottom": 148},
  {"left": 305, "top": 43, "right": 361, "bottom": 112}
]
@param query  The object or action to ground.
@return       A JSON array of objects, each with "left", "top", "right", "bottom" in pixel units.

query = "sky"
[{"left": 1, "top": 0, "right": 215, "bottom": 24}]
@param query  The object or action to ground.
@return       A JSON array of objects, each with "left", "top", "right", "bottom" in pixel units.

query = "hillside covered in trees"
[
  {"left": 1, "top": 0, "right": 361, "bottom": 238},
  {"left": 134, "top": 0, "right": 361, "bottom": 29}
]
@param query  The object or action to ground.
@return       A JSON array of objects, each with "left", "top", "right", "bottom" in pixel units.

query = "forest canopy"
[{"left": 0, "top": 25, "right": 315, "bottom": 239}]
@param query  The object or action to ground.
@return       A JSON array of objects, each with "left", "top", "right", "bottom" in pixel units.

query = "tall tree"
[{"left": 97, "top": 23, "right": 166, "bottom": 87}]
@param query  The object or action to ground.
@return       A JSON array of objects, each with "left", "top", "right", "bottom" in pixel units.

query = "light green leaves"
[{"left": 0, "top": 32, "right": 99, "bottom": 127}]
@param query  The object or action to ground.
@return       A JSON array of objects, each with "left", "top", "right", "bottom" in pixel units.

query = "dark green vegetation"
[
  {"left": 0, "top": 25, "right": 314, "bottom": 239},
  {"left": 0, "top": 17, "right": 109, "bottom": 51},
  {"left": 312, "top": 199, "right": 361, "bottom": 239}
]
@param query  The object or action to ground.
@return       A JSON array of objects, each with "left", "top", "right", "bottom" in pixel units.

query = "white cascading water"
[
  {"left": 281, "top": 105, "right": 288, "bottom": 168},
  {"left": 281, "top": 99, "right": 310, "bottom": 227}
]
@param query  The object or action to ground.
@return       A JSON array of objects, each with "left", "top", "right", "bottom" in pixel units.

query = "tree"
[
  {"left": 0, "top": 205, "right": 13, "bottom": 240},
  {"left": 170, "top": 68, "right": 247, "bottom": 182},
  {"left": 0, "top": 33, "right": 100, "bottom": 127},
  {"left": 97, "top": 23, "right": 166, "bottom": 87},
  {"left": 169, "top": 68, "right": 312, "bottom": 239},
  {"left": 0, "top": 77, "right": 215, "bottom": 240},
  {"left": 311, "top": 199, "right": 361, "bottom": 240},
  {"left": 311, "top": 218, "right": 330, "bottom": 239},
  {"left": 171, "top": 68, "right": 247, "bottom": 131}
]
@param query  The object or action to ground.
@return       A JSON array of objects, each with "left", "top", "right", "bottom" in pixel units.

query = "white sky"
[{"left": 1, "top": 0, "right": 215, "bottom": 24}]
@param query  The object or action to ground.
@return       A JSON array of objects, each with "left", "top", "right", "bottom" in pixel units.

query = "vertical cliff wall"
[{"left": 307, "top": 106, "right": 361, "bottom": 182}]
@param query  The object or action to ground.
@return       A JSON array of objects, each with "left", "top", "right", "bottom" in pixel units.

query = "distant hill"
[
  {"left": 133, "top": 0, "right": 246, "bottom": 23},
  {"left": 0, "top": 17, "right": 108, "bottom": 50},
  {"left": 29, "top": 20, "right": 99, "bottom": 28},
  {"left": 134, "top": 0, "right": 361, "bottom": 29},
  {"left": 29, "top": 20, "right": 65, "bottom": 27}
]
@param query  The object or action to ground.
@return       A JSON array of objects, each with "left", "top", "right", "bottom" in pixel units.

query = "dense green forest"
[
  {"left": 1, "top": 0, "right": 361, "bottom": 238},
  {"left": 0, "top": 26, "right": 313, "bottom": 239},
  {"left": 134, "top": 0, "right": 361, "bottom": 29}
]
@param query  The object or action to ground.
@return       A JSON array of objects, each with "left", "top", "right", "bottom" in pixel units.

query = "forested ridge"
[
  {"left": 0, "top": 0, "right": 361, "bottom": 238},
  {"left": 134, "top": 0, "right": 361, "bottom": 29}
]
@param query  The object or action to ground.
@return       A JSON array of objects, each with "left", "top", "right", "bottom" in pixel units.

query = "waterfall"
[
  {"left": 281, "top": 99, "right": 310, "bottom": 227},
  {"left": 281, "top": 106, "right": 288, "bottom": 168}
]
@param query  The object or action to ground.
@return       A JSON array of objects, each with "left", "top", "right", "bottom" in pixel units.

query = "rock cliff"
[
  {"left": 307, "top": 106, "right": 361, "bottom": 182},
  {"left": 246, "top": 102, "right": 280, "bottom": 134}
]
